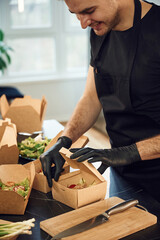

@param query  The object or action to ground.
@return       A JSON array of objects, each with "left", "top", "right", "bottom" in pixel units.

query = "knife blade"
[{"left": 51, "top": 199, "right": 139, "bottom": 240}]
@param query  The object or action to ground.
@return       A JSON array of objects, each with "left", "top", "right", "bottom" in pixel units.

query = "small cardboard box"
[
  {"left": 0, "top": 94, "right": 47, "bottom": 133},
  {"left": 0, "top": 118, "right": 19, "bottom": 164},
  {"left": 0, "top": 163, "right": 35, "bottom": 215},
  {"left": 24, "top": 158, "right": 70, "bottom": 194},
  {"left": 52, "top": 147, "right": 107, "bottom": 209},
  {"left": 24, "top": 131, "right": 89, "bottom": 193}
]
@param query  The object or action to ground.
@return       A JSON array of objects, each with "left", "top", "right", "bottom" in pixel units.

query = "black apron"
[{"left": 93, "top": 0, "right": 160, "bottom": 200}]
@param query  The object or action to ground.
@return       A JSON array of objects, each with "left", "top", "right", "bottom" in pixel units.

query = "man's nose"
[{"left": 76, "top": 14, "right": 91, "bottom": 29}]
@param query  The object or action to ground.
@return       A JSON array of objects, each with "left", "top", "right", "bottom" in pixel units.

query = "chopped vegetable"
[
  {"left": 18, "top": 135, "right": 51, "bottom": 159},
  {"left": 68, "top": 178, "right": 96, "bottom": 189},
  {"left": 0, "top": 218, "right": 35, "bottom": 239},
  {"left": 68, "top": 184, "right": 76, "bottom": 189},
  {"left": 0, "top": 178, "right": 30, "bottom": 199}
]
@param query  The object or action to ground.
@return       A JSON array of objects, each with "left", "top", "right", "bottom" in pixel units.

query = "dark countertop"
[
  {"left": 0, "top": 189, "right": 72, "bottom": 240},
  {"left": 1, "top": 119, "right": 160, "bottom": 240},
  {"left": 1, "top": 188, "right": 160, "bottom": 240}
]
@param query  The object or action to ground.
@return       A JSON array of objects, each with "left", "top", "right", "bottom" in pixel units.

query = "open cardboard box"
[
  {"left": 52, "top": 147, "right": 107, "bottom": 209},
  {"left": 24, "top": 131, "right": 89, "bottom": 193},
  {"left": 0, "top": 163, "right": 35, "bottom": 215},
  {"left": 0, "top": 118, "right": 19, "bottom": 164},
  {"left": 0, "top": 94, "right": 47, "bottom": 133}
]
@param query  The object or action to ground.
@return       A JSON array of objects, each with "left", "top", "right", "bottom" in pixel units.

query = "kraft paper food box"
[
  {"left": 24, "top": 131, "right": 89, "bottom": 193},
  {"left": 52, "top": 147, "right": 107, "bottom": 209},
  {"left": 0, "top": 163, "right": 35, "bottom": 215},
  {"left": 0, "top": 94, "right": 47, "bottom": 133},
  {"left": 0, "top": 118, "right": 19, "bottom": 164}
]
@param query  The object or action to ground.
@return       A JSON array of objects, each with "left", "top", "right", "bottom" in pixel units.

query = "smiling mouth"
[{"left": 90, "top": 22, "right": 102, "bottom": 31}]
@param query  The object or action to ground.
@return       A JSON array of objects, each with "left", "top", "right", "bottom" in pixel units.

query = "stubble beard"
[{"left": 94, "top": 11, "right": 121, "bottom": 36}]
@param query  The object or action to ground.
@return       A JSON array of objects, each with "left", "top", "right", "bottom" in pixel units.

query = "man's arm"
[
  {"left": 62, "top": 65, "right": 102, "bottom": 142},
  {"left": 40, "top": 65, "right": 102, "bottom": 184},
  {"left": 70, "top": 134, "right": 160, "bottom": 175},
  {"left": 136, "top": 135, "right": 160, "bottom": 160}
]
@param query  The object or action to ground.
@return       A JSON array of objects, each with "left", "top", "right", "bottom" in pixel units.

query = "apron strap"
[
  {"left": 133, "top": 0, "right": 142, "bottom": 25},
  {"left": 94, "top": 0, "right": 142, "bottom": 67}
]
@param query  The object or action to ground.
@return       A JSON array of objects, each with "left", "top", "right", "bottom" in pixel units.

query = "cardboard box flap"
[
  {"left": 27, "top": 162, "right": 36, "bottom": 198},
  {"left": 0, "top": 164, "right": 30, "bottom": 182},
  {"left": 0, "top": 126, "right": 17, "bottom": 148},
  {"left": 0, "top": 119, "right": 19, "bottom": 164},
  {"left": 44, "top": 131, "right": 63, "bottom": 152},
  {"left": 0, "top": 118, "right": 17, "bottom": 138},
  {"left": 44, "top": 131, "right": 89, "bottom": 152},
  {"left": 71, "top": 135, "right": 89, "bottom": 148},
  {"left": 0, "top": 118, "right": 11, "bottom": 127},
  {"left": 0, "top": 94, "right": 9, "bottom": 119},
  {"left": 40, "top": 96, "right": 47, "bottom": 122},
  {"left": 4, "top": 118, "right": 17, "bottom": 136},
  {"left": 60, "top": 148, "right": 105, "bottom": 182},
  {"left": 0, "top": 119, "right": 8, "bottom": 142},
  {"left": 11, "top": 96, "right": 41, "bottom": 115}
]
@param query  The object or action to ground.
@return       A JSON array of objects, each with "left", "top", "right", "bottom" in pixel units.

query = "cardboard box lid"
[
  {"left": 0, "top": 94, "right": 9, "bottom": 119},
  {"left": 0, "top": 94, "right": 47, "bottom": 121},
  {"left": 11, "top": 96, "right": 41, "bottom": 114},
  {"left": 0, "top": 118, "right": 17, "bottom": 148},
  {"left": 44, "top": 131, "right": 89, "bottom": 152},
  {"left": 60, "top": 148, "right": 105, "bottom": 182},
  {"left": 0, "top": 126, "right": 17, "bottom": 148},
  {"left": 40, "top": 96, "right": 47, "bottom": 122},
  {"left": 0, "top": 118, "right": 17, "bottom": 139}
]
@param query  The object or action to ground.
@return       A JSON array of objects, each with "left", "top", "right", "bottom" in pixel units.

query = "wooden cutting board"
[{"left": 40, "top": 197, "right": 157, "bottom": 240}]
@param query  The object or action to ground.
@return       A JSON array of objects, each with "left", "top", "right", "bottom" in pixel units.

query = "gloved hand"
[
  {"left": 40, "top": 136, "right": 72, "bottom": 187},
  {"left": 70, "top": 144, "right": 141, "bottom": 174}
]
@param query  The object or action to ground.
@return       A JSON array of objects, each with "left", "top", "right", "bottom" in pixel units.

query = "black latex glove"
[
  {"left": 70, "top": 148, "right": 108, "bottom": 174},
  {"left": 40, "top": 136, "right": 72, "bottom": 187},
  {"left": 70, "top": 144, "right": 141, "bottom": 174}
]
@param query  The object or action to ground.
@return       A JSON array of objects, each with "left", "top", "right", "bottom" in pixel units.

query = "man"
[{"left": 40, "top": 0, "right": 160, "bottom": 206}]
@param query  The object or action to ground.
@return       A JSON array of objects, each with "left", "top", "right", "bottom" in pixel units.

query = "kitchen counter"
[
  {"left": 1, "top": 189, "right": 160, "bottom": 240},
  {"left": 1, "top": 119, "right": 160, "bottom": 240}
]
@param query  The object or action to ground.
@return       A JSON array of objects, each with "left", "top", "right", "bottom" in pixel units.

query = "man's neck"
[{"left": 113, "top": 0, "right": 152, "bottom": 31}]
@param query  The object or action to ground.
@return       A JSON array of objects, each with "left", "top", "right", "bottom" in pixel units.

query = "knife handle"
[{"left": 103, "top": 199, "right": 139, "bottom": 218}]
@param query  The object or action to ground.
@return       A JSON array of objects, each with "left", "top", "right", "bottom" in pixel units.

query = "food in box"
[
  {"left": 0, "top": 163, "right": 35, "bottom": 215},
  {"left": 0, "top": 94, "right": 47, "bottom": 133},
  {"left": 0, "top": 118, "right": 19, "bottom": 165},
  {"left": 18, "top": 134, "right": 51, "bottom": 160},
  {"left": 24, "top": 131, "right": 89, "bottom": 193},
  {"left": 52, "top": 147, "right": 107, "bottom": 209}
]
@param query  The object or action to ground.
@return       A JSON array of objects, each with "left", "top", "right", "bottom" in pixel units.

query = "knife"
[{"left": 51, "top": 199, "right": 139, "bottom": 240}]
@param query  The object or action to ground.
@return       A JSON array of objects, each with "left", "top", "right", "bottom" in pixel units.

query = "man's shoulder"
[{"left": 143, "top": 4, "right": 160, "bottom": 35}]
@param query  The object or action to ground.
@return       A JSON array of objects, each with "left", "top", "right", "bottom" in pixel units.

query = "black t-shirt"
[
  {"left": 90, "top": 4, "right": 160, "bottom": 125},
  {"left": 89, "top": 3, "right": 160, "bottom": 198}
]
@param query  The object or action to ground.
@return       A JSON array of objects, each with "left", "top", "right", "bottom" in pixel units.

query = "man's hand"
[
  {"left": 40, "top": 136, "right": 72, "bottom": 187},
  {"left": 70, "top": 144, "right": 141, "bottom": 174}
]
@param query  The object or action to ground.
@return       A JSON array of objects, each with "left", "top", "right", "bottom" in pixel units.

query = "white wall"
[
  {"left": 145, "top": 0, "right": 160, "bottom": 5},
  {"left": 1, "top": 76, "right": 86, "bottom": 122}
]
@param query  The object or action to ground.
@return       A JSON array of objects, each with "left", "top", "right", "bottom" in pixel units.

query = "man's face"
[{"left": 65, "top": 0, "right": 120, "bottom": 36}]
